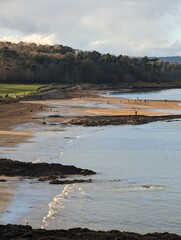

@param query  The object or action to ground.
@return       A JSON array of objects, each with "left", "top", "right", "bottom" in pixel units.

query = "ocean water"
[
  {"left": 0, "top": 89, "right": 181, "bottom": 234},
  {"left": 105, "top": 88, "right": 181, "bottom": 101}
]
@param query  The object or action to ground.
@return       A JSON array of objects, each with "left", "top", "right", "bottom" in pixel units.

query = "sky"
[{"left": 0, "top": 0, "right": 181, "bottom": 57}]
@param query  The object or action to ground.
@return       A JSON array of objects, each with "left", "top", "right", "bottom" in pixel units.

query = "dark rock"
[
  {"left": 69, "top": 115, "right": 181, "bottom": 126},
  {"left": 0, "top": 179, "right": 7, "bottom": 182},
  {"left": 81, "top": 169, "right": 96, "bottom": 176},
  {"left": 38, "top": 175, "right": 67, "bottom": 181},
  {"left": 60, "top": 175, "right": 66, "bottom": 179},
  {"left": 49, "top": 179, "right": 92, "bottom": 185},
  {"left": 0, "top": 225, "right": 181, "bottom": 240},
  {"left": 0, "top": 158, "right": 96, "bottom": 178},
  {"left": 142, "top": 185, "right": 151, "bottom": 188},
  {"left": 48, "top": 115, "right": 61, "bottom": 118},
  {"left": 38, "top": 175, "right": 58, "bottom": 181}
]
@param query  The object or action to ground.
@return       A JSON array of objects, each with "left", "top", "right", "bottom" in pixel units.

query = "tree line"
[{"left": 0, "top": 41, "right": 181, "bottom": 86}]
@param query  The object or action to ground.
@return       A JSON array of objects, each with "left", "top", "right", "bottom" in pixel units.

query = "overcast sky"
[{"left": 0, "top": 0, "right": 181, "bottom": 56}]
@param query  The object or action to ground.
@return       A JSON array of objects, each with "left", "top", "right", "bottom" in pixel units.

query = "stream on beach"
[{"left": 0, "top": 89, "right": 181, "bottom": 234}]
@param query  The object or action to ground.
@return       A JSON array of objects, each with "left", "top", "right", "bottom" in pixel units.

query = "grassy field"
[{"left": 0, "top": 84, "right": 47, "bottom": 97}]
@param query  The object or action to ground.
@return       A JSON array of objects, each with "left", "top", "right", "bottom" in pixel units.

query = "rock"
[
  {"left": 49, "top": 179, "right": 92, "bottom": 185},
  {"left": 81, "top": 169, "right": 96, "bottom": 176},
  {"left": 0, "top": 225, "right": 181, "bottom": 240},
  {"left": 48, "top": 115, "right": 61, "bottom": 118},
  {"left": 69, "top": 115, "right": 181, "bottom": 126},
  {"left": 38, "top": 175, "right": 59, "bottom": 181},
  {"left": 0, "top": 179, "right": 7, "bottom": 182},
  {"left": 38, "top": 175, "right": 67, "bottom": 181},
  {"left": 0, "top": 158, "right": 96, "bottom": 178}
]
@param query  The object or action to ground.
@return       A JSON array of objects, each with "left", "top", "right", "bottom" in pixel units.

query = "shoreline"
[
  {"left": 1, "top": 94, "right": 180, "bottom": 148},
  {"left": 0, "top": 101, "right": 45, "bottom": 213},
  {"left": 22, "top": 96, "right": 181, "bottom": 127},
  {"left": 0, "top": 101, "right": 44, "bottom": 147},
  {"left": 1, "top": 90, "right": 181, "bottom": 129}
]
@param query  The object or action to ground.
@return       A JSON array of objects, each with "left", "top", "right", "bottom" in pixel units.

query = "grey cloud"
[
  {"left": 0, "top": 15, "right": 49, "bottom": 34},
  {"left": 0, "top": 0, "right": 181, "bottom": 56},
  {"left": 148, "top": 40, "right": 181, "bottom": 57}
]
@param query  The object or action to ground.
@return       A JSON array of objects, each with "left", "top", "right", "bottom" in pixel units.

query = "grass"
[{"left": 0, "top": 84, "right": 47, "bottom": 97}]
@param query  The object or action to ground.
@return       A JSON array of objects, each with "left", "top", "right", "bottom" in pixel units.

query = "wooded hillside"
[{"left": 1, "top": 41, "right": 181, "bottom": 86}]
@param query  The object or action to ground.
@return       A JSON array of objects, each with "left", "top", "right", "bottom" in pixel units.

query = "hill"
[
  {"left": 0, "top": 41, "right": 181, "bottom": 87},
  {"left": 158, "top": 56, "right": 181, "bottom": 64}
]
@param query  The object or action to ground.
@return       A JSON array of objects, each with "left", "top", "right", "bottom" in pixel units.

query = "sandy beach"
[
  {"left": 22, "top": 95, "right": 181, "bottom": 115},
  {"left": 1, "top": 93, "right": 181, "bottom": 146}
]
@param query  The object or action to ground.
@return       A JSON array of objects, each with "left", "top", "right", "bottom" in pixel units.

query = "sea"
[{"left": 0, "top": 88, "right": 181, "bottom": 234}]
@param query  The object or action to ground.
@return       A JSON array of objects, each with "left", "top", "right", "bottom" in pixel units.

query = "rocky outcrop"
[
  {"left": 0, "top": 179, "right": 6, "bottom": 182},
  {"left": 0, "top": 158, "right": 96, "bottom": 178},
  {"left": 69, "top": 115, "right": 181, "bottom": 126},
  {"left": 0, "top": 224, "right": 180, "bottom": 240}
]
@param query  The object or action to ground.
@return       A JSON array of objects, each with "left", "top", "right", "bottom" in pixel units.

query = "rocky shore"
[
  {"left": 69, "top": 114, "right": 181, "bottom": 126},
  {"left": 0, "top": 158, "right": 96, "bottom": 178},
  {"left": 0, "top": 224, "right": 181, "bottom": 240}
]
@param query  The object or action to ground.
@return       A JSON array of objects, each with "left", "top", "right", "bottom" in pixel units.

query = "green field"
[{"left": 0, "top": 84, "right": 46, "bottom": 97}]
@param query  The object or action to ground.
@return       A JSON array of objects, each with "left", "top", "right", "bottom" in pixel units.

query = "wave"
[
  {"left": 142, "top": 185, "right": 165, "bottom": 190},
  {"left": 59, "top": 148, "right": 64, "bottom": 158},
  {"left": 41, "top": 184, "right": 86, "bottom": 229},
  {"left": 42, "top": 184, "right": 75, "bottom": 229},
  {"left": 109, "top": 185, "right": 165, "bottom": 193},
  {"left": 32, "top": 158, "right": 41, "bottom": 164}
]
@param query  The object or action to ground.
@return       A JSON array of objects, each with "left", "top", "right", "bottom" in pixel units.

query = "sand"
[
  {"left": 1, "top": 95, "right": 181, "bottom": 147},
  {"left": 0, "top": 101, "right": 45, "bottom": 147},
  {"left": 24, "top": 96, "right": 181, "bottom": 117},
  {"left": 0, "top": 93, "right": 181, "bottom": 147}
]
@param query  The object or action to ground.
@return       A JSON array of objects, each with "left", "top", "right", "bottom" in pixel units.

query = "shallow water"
[
  {"left": 0, "top": 120, "right": 181, "bottom": 234},
  {"left": 37, "top": 99, "right": 124, "bottom": 118},
  {"left": 1, "top": 89, "right": 181, "bottom": 234},
  {"left": 105, "top": 88, "right": 181, "bottom": 101}
]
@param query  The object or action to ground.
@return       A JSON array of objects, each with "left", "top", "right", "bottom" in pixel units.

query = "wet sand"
[
  {"left": 1, "top": 95, "right": 181, "bottom": 147},
  {"left": 0, "top": 185, "right": 13, "bottom": 213},
  {"left": 24, "top": 96, "right": 181, "bottom": 120},
  {"left": 86, "top": 97, "right": 181, "bottom": 115},
  {"left": 0, "top": 101, "right": 45, "bottom": 147},
  {"left": 0, "top": 177, "right": 20, "bottom": 214}
]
